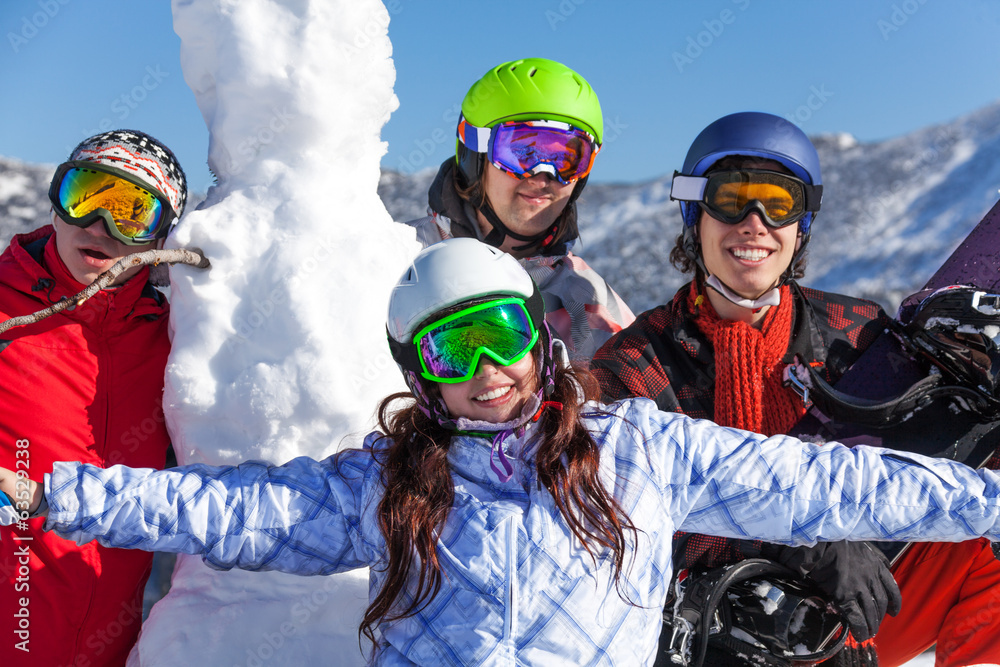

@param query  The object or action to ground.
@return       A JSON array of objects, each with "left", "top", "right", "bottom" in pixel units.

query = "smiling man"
[
  {"left": 592, "top": 112, "right": 1000, "bottom": 667},
  {"left": 403, "top": 58, "right": 633, "bottom": 361},
  {"left": 0, "top": 129, "right": 186, "bottom": 666},
  {"left": 591, "top": 112, "right": 903, "bottom": 666}
]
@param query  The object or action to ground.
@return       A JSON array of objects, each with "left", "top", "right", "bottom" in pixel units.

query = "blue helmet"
[
  {"left": 674, "top": 112, "right": 823, "bottom": 286},
  {"left": 678, "top": 111, "right": 822, "bottom": 235}
]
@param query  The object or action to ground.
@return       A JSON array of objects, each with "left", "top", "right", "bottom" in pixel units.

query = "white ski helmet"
[
  {"left": 385, "top": 238, "right": 555, "bottom": 432},
  {"left": 387, "top": 238, "right": 541, "bottom": 346}
]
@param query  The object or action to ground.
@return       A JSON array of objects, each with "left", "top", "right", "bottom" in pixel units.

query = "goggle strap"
[
  {"left": 387, "top": 327, "right": 423, "bottom": 374},
  {"left": 669, "top": 173, "right": 708, "bottom": 202},
  {"left": 457, "top": 116, "right": 492, "bottom": 154},
  {"left": 524, "top": 287, "right": 545, "bottom": 332},
  {"left": 808, "top": 184, "right": 823, "bottom": 212},
  {"left": 56, "top": 161, "right": 172, "bottom": 207}
]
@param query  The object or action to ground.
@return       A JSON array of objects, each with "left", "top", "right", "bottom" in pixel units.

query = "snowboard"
[
  {"left": 779, "top": 198, "right": 1000, "bottom": 657},
  {"left": 788, "top": 196, "right": 1000, "bottom": 559}
]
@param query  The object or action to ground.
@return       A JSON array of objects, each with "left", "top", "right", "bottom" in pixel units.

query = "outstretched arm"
[
  {"left": 38, "top": 456, "right": 377, "bottom": 576},
  {"left": 0, "top": 441, "right": 386, "bottom": 577}
]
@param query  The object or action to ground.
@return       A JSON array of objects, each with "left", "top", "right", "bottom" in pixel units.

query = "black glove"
[{"left": 760, "top": 540, "right": 902, "bottom": 641}]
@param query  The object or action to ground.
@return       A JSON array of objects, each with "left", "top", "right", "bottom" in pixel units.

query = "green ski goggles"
[{"left": 390, "top": 296, "right": 543, "bottom": 383}]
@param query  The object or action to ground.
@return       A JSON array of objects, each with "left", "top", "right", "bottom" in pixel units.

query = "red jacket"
[{"left": 0, "top": 227, "right": 170, "bottom": 666}]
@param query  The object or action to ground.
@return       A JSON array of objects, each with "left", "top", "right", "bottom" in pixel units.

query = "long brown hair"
[{"left": 357, "top": 351, "right": 637, "bottom": 645}]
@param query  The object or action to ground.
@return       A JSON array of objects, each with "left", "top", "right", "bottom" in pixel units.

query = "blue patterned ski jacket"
[{"left": 44, "top": 399, "right": 1000, "bottom": 666}]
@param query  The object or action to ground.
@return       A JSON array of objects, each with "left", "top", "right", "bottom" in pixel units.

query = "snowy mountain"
[
  {"left": 4, "top": 100, "right": 1000, "bottom": 316},
  {"left": 0, "top": 157, "right": 54, "bottom": 241}
]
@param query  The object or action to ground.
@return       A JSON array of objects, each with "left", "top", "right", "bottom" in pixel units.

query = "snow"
[
  {"left": 128, "top": 1, "right": 419, "bottom": 664},
  {"left": 752, "top": 580, "right": 780, "bottom": 615}
]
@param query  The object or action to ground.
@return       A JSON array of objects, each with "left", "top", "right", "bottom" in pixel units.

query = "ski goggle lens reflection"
[
  {"left": 415, "top": 298, "right": 538, "bottom": 383},
  {"left": 671, "top": 170, "right": 821, "bottom": 228},
  {"left": 459, "top": 118, "right": 600, "bottom": 185},
  {"left": 50, "top": 163, "right": 170, "bottom": 243}
]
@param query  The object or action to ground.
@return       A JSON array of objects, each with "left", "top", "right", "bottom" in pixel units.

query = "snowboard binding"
[
  {"left": 783, "top": 285, "right": 1000, "bottom": 427},
  {"left": 895, "top": 285, "right": 1000, "bottom": 416},
  {"left": 658, "top": 559, "right": 848, "bottom": 667}
]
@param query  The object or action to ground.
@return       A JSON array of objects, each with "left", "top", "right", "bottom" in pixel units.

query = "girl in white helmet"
[{"left": 4, "top": 237, "right": 1000, "bottom": 666}]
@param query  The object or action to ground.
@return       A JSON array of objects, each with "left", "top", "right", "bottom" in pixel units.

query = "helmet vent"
[{"left": 528, "top": 67, "right": 537, "bottom": 77}]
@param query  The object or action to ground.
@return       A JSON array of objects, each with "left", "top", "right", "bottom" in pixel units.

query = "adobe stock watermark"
[
  {"left": 12, "top": 438, "right": 32, "bottom": 653},
  {"left": 397, "top": 67, "right": 521, "bottom": 172},
  {"left": 109, "top": 404, "right": 167, "bottom": 466},
  {"left": 545, "top": 0, "right": 588, "bottom": 30},
  {"left": 783, "top": 84, "right": 834, "bottom": 126},
  {"left": 673, "top": 0, "right": 752, "bottom": 73},
  {"left": 79, "top": 597, "right": 144, "bottom": 659},
  {"left": 865, "top": 127, "right": 960, "bottom": 219},
  {"left": 877, "top": 0, "right": 930, "bottom": 41},
  {"left": 8, "top": 0, "right": 71, "bottom": 54},
  {"left": 899, "top": 126, "right": 960, "bottom": 173},
  {"left": 601, "top": 116, "right": 628, "bottom": 146},
  {"left": 352, "top": 350, "right": 395, "bottom": 393},
  {"left": 226, "top": 233, "right": 334, "bottom": 348},
  {"left": 756, "top": 85, "right": 834, "bottom": 156},
  {"left": 396, "top": 122, "right": 451, "bottom": 173}
]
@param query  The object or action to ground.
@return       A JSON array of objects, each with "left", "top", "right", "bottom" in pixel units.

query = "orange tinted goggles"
[{"left": 671, "top": 170, "right": 822, "bottom": 228}]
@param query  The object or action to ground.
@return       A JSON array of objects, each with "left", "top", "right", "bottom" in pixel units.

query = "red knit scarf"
[{"left": 688, "top": 282, "right": 805, "bottom": 436}]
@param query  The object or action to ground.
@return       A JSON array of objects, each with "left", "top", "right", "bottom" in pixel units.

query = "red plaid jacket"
[{"left": 591, "top": 280, "right": 889, "bottom": 568}]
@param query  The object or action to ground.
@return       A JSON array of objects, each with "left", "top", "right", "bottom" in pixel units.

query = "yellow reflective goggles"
[{"left": 48, "top": 161, "right": 175, "bottom": 245}]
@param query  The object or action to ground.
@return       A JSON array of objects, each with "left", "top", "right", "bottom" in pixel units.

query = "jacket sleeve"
[
  {"left": 43, "top": 445, "right": 382, "bottom": 576},
  {"left": 627, "top": 400, "right": 1000, "bottom": 545},
  {"left": 590, "top": 346, "right": 642, "bottom": 404},
  {"left": 672, "top": 532, "right": 764, "bottom": 569},
  {"left": 590, "top": 329, "right": 669, "bottom": 406}
]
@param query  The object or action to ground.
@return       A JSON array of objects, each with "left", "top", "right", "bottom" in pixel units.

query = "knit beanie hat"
[{"left": 68, "top": 129, "right": 188, "bottom": 219}]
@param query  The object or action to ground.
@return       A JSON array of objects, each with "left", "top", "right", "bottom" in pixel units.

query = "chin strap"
[
  {"left": 681, "top": 221, "right": 810, "bottom": 310},
  {"left": 704, "top": 275, "right": 781, "bottom": 311},
  {"left": 478, "top": 199, "right": 559, "bottom": 253}
]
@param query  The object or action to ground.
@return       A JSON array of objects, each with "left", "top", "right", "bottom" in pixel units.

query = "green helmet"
[{"left": 455, "top": 57, "right": 603, "bottom": 188}]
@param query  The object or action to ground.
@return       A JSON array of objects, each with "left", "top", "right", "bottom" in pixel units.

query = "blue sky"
[{"left": 2, "top": 0, "right": 999, "bottom": 194}]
